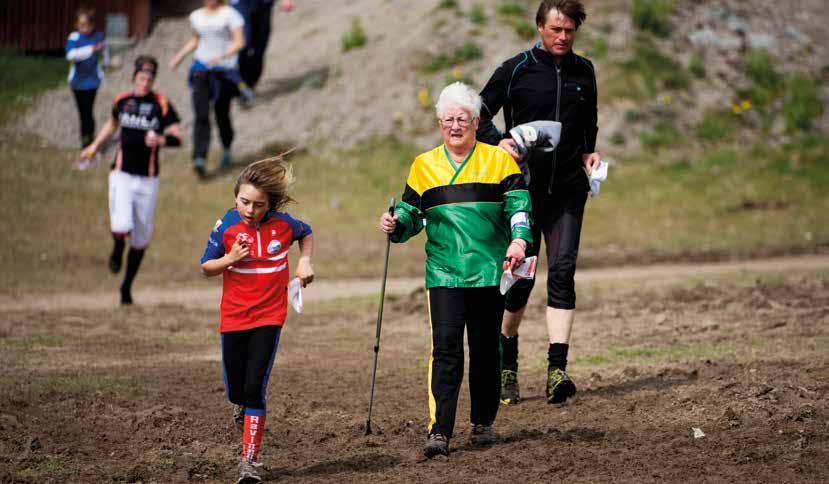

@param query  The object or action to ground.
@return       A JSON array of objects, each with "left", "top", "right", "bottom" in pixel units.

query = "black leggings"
[
  {"left": 505, "top": 190, "right": 588, "bottom": 312},
  {"left": 191, "top": 71, "right": 235, "bottom": 160},
  {"left": 239, "top": 0, "right": 273, "bottom": 88},
  {"left": 72, "top": 88, "right": 97, "bottom": 147},
  {"left": 427, "top": 286, "right": 504, "bottom": 438},
  {"left": 221, "top": 325, "right": 282, "bottom": 410}
]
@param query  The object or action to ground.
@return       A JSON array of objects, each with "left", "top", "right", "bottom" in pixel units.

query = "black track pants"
[
  {"left": 504, "top": 190, "right": 588, "bottom": 312},
  {"left": 239, "top": 1, "right": 273, "bottom": 88},
  {"left": 191, "top": 71, "right": 235, "bottom": 160},
  {"left": 72, "top": 88, "right": 97, "bottom": 147},
  {"left": 221, "top": 325, "right": 282, "bottom": 410},
  {"left": 427, "top": 286, "right": 504, "bottom": 438}
]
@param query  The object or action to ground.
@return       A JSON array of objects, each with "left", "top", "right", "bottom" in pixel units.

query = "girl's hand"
[
  {"left": 379, "top": 212, "right": 398, "bottom": 234},
  {"left": 227, "top": 240, "right": 250, "bottom": 265},
  {"left": 80, "top": 144, "right": 97, "bottom": 160},
  {"left": 504, "top": 239, "right": 527, "bottom": 272},
  {"left": 296, "top": 256, "right": 314, "bottom": 287},
  {"left": 144, "top": 131, "right": 164, "bottom": 148},
  {"left": 168, "top": 56, "right": 181, "bottom": 71}
]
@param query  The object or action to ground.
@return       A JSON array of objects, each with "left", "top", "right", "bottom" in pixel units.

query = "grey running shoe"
[
  {"left": 470, "top": 423, "right": 497, "bottom": 446},
  {"left": 232, "top": 404, "right": 245, "bottom": 430},
  {"left": 423, "top": 433, "right": 450, "bottom": 458},
  {"left": 237, "top": 458, "right": 263, "bottom": 484},
  {"left": 546, "top": 368, "right": 577, "bottom": 404},
  {"left": 500, "top": 369, "right": 521, "bottom": 405}
]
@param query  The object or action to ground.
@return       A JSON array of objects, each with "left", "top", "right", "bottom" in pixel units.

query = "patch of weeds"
[
  {"left": 688, "top": 51, "right": 705, "bottom": 78},
  {"left": 497, "top": 2, "right": 526, "bottom": 16},
  {"left": 0, "top": 335, "right": 65, "bottom": 349},
  {"left": 741, "top": 49, "right": 782, "bottom": 108},
  {"left": 750, "top": 338, "right": 769, "bottom": 349},
  {"left": 20, "top": 458, "right": 73, "bottom": 480},
  {"left": 589, "top": 36, "right": 608, "bottom": 60},
  {"left": 695, "top": 110, "right": 738, "bottom": 142},
  {"left": 640, "top": 120, "right": 681, "bottom": 151},
  {"left": 21, "top": 374, "right": 144, "bottom": 398},
  {"left": 420, "top": 41, "right": 483, "bottom": 74},
  {"left": 625, "top": 110, "right": 647, "bottom": 124},
  {"left": 783, "top": 74, "right": 823, "bottom": 133},
  {"left": 610, "top": 132, "right": 626, "bottom": 146},
  {"left": 437, "top": 0, "right": 458, "bottom": 9},
  {"left": 341, "top": 17, "right": 367, "bottom": 52},
  {"left": 470, "top": 3, "right": 487, "bottom": 25},
  {"left": 613, "top": 35, "right": 689, "bottom": 98},
  {"left": 511, "top": 19, "right": 536, "bottom": 40},
  {"left": 575, "top": 354, "right": 610, "bottom": 366},
  {"left": 631, "top": 0, "right": 673, "bottom": 37}
]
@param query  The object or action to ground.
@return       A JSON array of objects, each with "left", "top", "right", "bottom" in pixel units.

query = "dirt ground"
[{"left": 0, "top": 259, "right": 827, "bottom": 483}]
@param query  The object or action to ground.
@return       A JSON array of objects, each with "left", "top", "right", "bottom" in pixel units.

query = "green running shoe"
[
  {"left": 500, "top": 369, "right": 521, "bottom": 405},
  {"left": 546, "top": 368, "right": 577, "bottom": 404}
]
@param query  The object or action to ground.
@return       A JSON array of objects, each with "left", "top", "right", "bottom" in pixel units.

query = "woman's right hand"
[
  {"left": 168, "top": 56, "right": 180, "bottom": 71},
  {"left": 379, "top": 212, "right": 398, "bottom": 234},
  {"left": 227, "top": 240, "right": 250, "bottom": 264},
  {"left": 498, "top": 138, "right": 521, "bottom": 160},
  {"left": 79, "top": 144, "right": 97, "bottom": 160}
]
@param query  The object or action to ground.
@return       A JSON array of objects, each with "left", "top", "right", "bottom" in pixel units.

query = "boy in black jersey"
[{"left": 80, "top": 56, "right": 182, "bottom": 305}]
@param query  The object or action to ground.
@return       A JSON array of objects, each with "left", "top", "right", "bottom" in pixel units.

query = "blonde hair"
[
  {"left": 234, "top": 156, "right": 295, "bottom": 211},
  {"left": 435, "top": 82, "right": 482, "bottom": 120}
]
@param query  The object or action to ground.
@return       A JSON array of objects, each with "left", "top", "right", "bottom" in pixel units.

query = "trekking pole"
[{"left": 365, "top": 197, "right": 395, "bottom": 436}]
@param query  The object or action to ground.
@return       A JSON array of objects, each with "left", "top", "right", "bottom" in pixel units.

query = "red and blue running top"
[{"left": 202, "top": 209, "right": 312, "bottom": 333}]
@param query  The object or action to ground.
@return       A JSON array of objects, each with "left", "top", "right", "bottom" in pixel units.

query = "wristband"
[{"left": 164, "top": 134, "right": 181, "bottom": 147}]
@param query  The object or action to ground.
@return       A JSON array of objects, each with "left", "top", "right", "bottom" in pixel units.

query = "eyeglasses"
[{"left": 440, "top": 116, "right": 474, "bottom": 128}]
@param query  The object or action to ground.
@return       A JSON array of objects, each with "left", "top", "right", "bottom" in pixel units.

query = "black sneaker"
[
  {"left": 423, "top": 433, "right": 449, "bottom": 458},
  {"left": 108, "top": 250, "right": 122, "bottom": 274},
  {"left": 500, "top": 369, "right": 521, "bottom": 405},
  {"left": 470, "top": 423, "right": 497, "bottom": 446},
  {"left": 546, "top": 368, "right": 577, "bottom": 404},
  {"left": 233, "top": 404, "right": 245, "bottom": 430},
  {"left": 120, "top": 285, "right": 133, "bottom": 306}
]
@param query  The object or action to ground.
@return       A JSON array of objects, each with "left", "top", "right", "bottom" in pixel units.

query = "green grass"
[
  {"left": 0, "top": 335, "right": 65, "bottom": 349},
  {"left": 783, "top": 74, "right": 824, "bottom": 132},
  {"left": 497, "top": 2, "right": 526, "bottom": 17},
  {"left": 604, "top": 35, "right": 689, "bottom": 101},
  {"left": 469, "top": 3, "right": 487, "bottom": 25},
  {"left": 695, "top": 110, "right": 739, "bottom": 143},
  {"left": 0, "top": 49, "right": 68, "bottom": 123},
  {"left": 0, "top": 373, "right": 143, "bottom": 398},
  {"left": 341, "top": 17, "right": 367, "bottom": 52},
  {"left": 420, "top": 41, "right": 483, "bottom": 73},
  {"left": 631, "top": 0, "right": 673, "bottom": 37}
]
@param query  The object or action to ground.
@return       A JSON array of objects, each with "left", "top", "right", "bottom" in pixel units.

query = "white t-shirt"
[{"left": 190, "top": 6, "right": 245, "bottom": 70}]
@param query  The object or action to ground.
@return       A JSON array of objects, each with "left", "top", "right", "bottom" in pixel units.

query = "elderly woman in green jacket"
[{"left": 379, "top": 82, "right": 533, "bottom": 458}]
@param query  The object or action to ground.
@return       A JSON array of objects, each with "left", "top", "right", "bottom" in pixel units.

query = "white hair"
[{"left": 435, "top": 82, "right": 482, "bottom": 120}]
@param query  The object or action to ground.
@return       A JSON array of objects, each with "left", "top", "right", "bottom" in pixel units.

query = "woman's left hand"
[
  {"left": 504, "top": 239, "right": 527, "bottom": 271},
  {"left": 296, "top": 256, "right": 314, "bottom": 287},
  {"left": 583, "top": 152, "right": 601, "bottom": 176}
]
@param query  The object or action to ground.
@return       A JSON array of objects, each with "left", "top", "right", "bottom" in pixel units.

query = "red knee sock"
[{"left": 241, "top": 410, "right": 266, "bottom": 462}]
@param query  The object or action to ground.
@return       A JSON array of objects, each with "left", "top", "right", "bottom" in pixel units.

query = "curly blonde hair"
[{"left": 234, "top": 156, "right": 295, "bottom": 212}]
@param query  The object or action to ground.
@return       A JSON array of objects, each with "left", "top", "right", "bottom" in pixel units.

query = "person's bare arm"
[
  {"left": 295, "top": 234, "right": 314, "bottom": 287},
  {"left": 169, "top": 33, "right": 199, "bottom": 70},
  {"left": 207, "top": 27, "right": 244, "bottom": 66},
  {"left": 80, "top": 118, "right": 118, "bottom": 159},
  {"left": 201, "top": 240, "right": 249, "bottom": 277}
]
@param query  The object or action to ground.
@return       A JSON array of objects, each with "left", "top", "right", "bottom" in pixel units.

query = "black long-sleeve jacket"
[{"left": 477, "top": 47, "right": 598, "bottom": 194}]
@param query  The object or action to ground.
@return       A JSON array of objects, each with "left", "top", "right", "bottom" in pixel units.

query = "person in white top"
[{"left": 170, "top": 0, "right": 246, "bottom": 178}]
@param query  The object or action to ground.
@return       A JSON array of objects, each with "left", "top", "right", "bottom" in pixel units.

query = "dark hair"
[
  {"left": 76, "top": 6, "right": 95, "bottom": 22},
  {"left": 133, "top": 55, "right": 158, "bottom": 79},
  {"left": 536, "top": 0, "right": 587, "bottom": 29}
]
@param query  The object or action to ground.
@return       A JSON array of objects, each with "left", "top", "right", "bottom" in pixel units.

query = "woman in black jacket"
[{"left": 477, "top": 0, "right": 601, "bottom": 407}]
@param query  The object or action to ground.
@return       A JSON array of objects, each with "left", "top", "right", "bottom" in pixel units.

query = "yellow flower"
[
  {"left": 731, "top": 104, "right": 743, "bottom": 115},
  {"left": 740, "top": 99, "right": 752, "bottom": 111},
  {"left": 451, "top": 67, "right": 463, "bottom": 80},
  {"left": 661, "top": 94, "right": 672, "bottom": 105},
  {"left": 418, "top": 88, "right": 431, "bottom": 108}
]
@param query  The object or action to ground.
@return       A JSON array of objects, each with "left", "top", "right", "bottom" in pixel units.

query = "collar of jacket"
[{"left": 532, "top": 44, "right": 577, "bottom": 69}]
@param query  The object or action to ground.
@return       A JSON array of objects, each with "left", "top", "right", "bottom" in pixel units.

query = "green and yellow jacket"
[{"left": 392, "top": 141, "right": 533, "bottom": 288}]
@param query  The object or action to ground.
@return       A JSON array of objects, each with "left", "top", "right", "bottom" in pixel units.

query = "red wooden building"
[{"left": 0, "top": 0, "right": 196, "bottom": 52}]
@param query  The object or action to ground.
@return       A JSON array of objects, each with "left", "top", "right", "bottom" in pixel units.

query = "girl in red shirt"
[{"left": 201, "top": 156, "right": 313, "bottom": 483}]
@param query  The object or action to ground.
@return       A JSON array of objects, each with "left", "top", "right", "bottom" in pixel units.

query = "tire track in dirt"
[{"left": 2, "top": 255, "right": 827, "bottom": 312}]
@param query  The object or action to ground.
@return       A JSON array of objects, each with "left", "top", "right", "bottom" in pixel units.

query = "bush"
[
  {"left": 632, "top": 0, "right": 673, "bottom": 37},
  {"left": 470, "top": 3, "right": 487, "bottom": 25},
  {"left": 641, "top": 121, "right": 681, "bottom": 151},
  {"left": 498, "top": 2, "right": 525, "bottom": 16},
  {"left": 744, "top": 50, "right": 781, "bottom": 92},
  {"left": 512, "top": 19, "right": 536, "bottom": 40},
  {"left": 420, "top": 41, "right": 483, "bottom": 74},
  {"left": 695, "top": 110, "right": 737, "bottom": 142},
  {"left": 625, "top": 35, "right": 689, "bottom": 92},
  {"left": 783, "top": 74, "right": 823, "bottom": 133},
  {"left": 341, "top": 17, "right": 366, "bottom": 52},
  {"left": 689, "top": 51, "right": 705, "bottom": 78}
]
